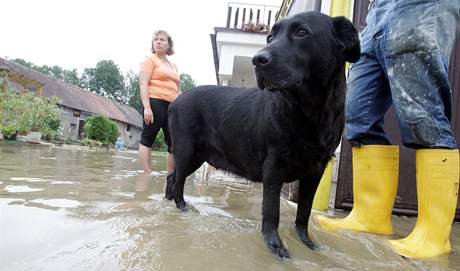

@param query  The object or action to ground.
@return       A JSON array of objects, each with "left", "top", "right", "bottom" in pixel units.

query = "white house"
[{"left": 210, "top": 2, "right": 280, "bottom": 88}]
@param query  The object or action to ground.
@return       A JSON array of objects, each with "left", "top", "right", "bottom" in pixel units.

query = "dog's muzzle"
[
  {"left": 252, "top": 51, "right": 272, "bottom": 67},
  {"left": 253, "top": 49, "right": 298, "bottom": 91},
  {"left": 253, "top": 50, "right": 273, "bottom": 90}
]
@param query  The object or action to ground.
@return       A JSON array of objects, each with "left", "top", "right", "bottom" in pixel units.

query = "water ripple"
[{"left": 4, "top": 185, "right": 44, "bottom": 193}]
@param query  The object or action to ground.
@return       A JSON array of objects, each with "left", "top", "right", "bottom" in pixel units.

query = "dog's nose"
[{"left": 252, "top": 51, "right": 272, "bottom": 66}]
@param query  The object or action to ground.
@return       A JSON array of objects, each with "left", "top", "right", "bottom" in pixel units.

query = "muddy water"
[{"left": 0, "top": 142, "right": 459, "bottom": 271}]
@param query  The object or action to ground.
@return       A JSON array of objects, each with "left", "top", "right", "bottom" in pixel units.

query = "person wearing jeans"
[{"left": 317, "top": 0, "right": 460, "bottom": 258}]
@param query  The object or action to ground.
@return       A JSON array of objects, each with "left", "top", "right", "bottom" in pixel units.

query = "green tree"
[
  {"left": 12, "top": 59, "right": 82, "bottom": 86},
  {"left": 37, "top": 65, "right": 64, "bottom": 80},
  {"left": 81, "top": 60, "right": 125, "bottom": 102},
  {"left": 63, "top": 69, "right": 81, "bottom": 86},
  {"left": 125, "top": 71, "right": 142, "bottom": 113},
  {"left": 50, "top": 65, "right": 64, "bottom": 80},
  {"left": 180, "top": 73, "right": 196, "bottom": 92},
  {"left": 12, "top": 58, "right": 35, "bottom": 69}
]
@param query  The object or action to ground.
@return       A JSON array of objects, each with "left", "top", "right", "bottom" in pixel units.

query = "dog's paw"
[
  {"left": 176, "top": 201, "right": 189, "bottom": 212},
  {"left": 263, "top": 229, "right": 290, "bottom": 259},
  {"left": 302, "top": 238, "right": 318, "bottom": 250},
  {"left": 268, "top": 243, "right": 290, "bottom": 259},
  {"left": 296, "top": 225, "right": 318, "bottom": 250},
  {"left": 164, "top": 192, "right": 173, "bottom": 201}
]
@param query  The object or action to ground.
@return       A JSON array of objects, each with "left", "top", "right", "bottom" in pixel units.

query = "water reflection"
[{"left": 0, "top": 141, "right": 459, "bottom": 271}]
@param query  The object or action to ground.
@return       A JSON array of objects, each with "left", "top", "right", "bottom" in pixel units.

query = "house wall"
[
  {"left": 113, "top": 120, "right": 142, "bottom": 148},
  {"left": 59, "top": 106, "right": 80, "bottom": 140},
  {"left": 59, "top": 105, "right": 141, "bottom": 148},
  {"left": 217, "top": 34, "right": 266, "bottom": 75}
]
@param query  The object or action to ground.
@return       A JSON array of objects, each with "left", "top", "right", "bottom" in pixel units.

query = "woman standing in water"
[{"left": 138, "top": 30, "right": 179, "bottom": 177}]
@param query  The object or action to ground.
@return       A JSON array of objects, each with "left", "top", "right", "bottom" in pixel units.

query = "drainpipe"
[
  {"left": 312, "top": 0, "right": 322, "bottom": 12},
  {"left": 330, "top": 0, "right": 353, "bottom": 17}
]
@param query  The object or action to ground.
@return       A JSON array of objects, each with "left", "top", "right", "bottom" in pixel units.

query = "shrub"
[
  {"left": 0, "top": 87, "right": 25, "bottom": 130},
  {"left": 153, "top": 129, "right": 167, "bottom": 151},
  {"left": 82, "top": 138, "right": 101, "bottom": 147},
  {"left": 0, "top": 124, "right": 17, "bottom": 137},
  {"left": 0, "top": 85, "right": 62, "bottom": 138},
  {"left": 83, "top": 115, "right": 119, "bottom": 144},
  {"left": 18, "top": 93, "right": 61, "bottom": 137}
]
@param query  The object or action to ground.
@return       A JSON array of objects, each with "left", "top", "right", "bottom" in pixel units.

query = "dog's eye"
[
  {"left": 267, "top": 34, "right": 274, "bottom": 43},
  {"left": 295, "top": 28, "right": 309, "bottom": 38}
]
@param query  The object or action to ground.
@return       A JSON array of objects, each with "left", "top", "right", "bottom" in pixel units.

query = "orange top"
[{"left": 140, "top": 54, "right": 180, "bottom": 102}]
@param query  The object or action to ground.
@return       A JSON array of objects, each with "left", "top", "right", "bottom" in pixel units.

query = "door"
[
  {"left": 78, "top": 119, "right": 85, "bottom": 139},
  {"left": 334, "top": 0, "right": 460, "bottom": 220}
]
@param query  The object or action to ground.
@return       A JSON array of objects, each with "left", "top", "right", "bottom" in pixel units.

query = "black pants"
[{"left": 139, "top": 98, "right": 172, "bottom": 152}]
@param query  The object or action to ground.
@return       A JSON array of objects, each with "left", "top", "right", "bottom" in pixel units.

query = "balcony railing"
[{"left": 225, "top": 2, "right": 279, "bottom": 33}]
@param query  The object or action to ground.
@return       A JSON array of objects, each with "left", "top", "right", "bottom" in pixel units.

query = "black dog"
[{"left": 166, "top": 11, "right": 360, "bottom": 258}]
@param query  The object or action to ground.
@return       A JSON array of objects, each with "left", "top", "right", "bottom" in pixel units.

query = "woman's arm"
[
  {"left": 175, "top": 65, "right": 181, "bottom": 93},
  {"left": 139, "top": 70, "right": 153, "bottom": 124}
]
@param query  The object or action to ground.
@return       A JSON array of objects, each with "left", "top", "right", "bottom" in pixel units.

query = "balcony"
[{"left": 210, "top": 2, "right": 279, "bottom": 87}]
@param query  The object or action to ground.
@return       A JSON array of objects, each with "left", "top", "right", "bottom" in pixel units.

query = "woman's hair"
[{"left": 151, "top": 30, "right": 175, "bottom": 55}]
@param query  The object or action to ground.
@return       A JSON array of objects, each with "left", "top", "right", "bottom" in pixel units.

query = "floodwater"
[{"left": 0, "top": 142, "right": 459, "bottom": 271}]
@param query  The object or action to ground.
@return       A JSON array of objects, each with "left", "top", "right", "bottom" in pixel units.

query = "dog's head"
[{"left": 253, "top": 11, "right": 360, "bottom": 91}]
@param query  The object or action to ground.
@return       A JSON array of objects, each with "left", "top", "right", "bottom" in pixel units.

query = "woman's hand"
[{"left": 144, "top": 107, "right": 154, "bottom": 124}]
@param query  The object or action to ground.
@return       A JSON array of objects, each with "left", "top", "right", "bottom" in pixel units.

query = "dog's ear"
[{"left": 332, "top": 16, "right": 361, "bottom": 63}]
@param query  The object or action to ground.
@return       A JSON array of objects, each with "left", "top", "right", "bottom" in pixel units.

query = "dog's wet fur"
[{"left": 166, "top": 11, "right": 360, "bottom": 258}]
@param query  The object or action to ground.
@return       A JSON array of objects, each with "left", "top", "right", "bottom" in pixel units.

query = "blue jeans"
[{"left": 346, "top": 0, "right": 460, "bottom": 149}]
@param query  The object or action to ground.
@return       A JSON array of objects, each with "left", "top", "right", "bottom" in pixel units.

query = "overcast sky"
[{"left": 0, "top": 0, "right": 281, "bottom": 85}]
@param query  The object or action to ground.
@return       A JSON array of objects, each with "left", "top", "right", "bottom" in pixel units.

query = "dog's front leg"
[
  {"left": 262, "top": 179, "right": 290, "bottom": 259},
  {"left": 165, "top": 171, "right": 175, "bottom": 200},
  {"left": 295, "top": 171, "right": 323, "bottom": 250}
]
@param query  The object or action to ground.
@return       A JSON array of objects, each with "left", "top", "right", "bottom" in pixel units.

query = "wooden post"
[
  {"left": 268, "top": 10, "right": 272, "bottom": 27},
  {"left": 234, "top": 8, "right": 239, "bottom": 28},
  {"left": 226, "top": 6, "right": 232, "bottom": 28}
]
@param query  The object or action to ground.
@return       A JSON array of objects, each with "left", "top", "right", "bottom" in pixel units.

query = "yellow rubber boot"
[
  {"left": 389, "top": 149, "right": 459, "bottom": 258},
  {"left": 317, "top": 145, "right": 399, "bottom": 234}
]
